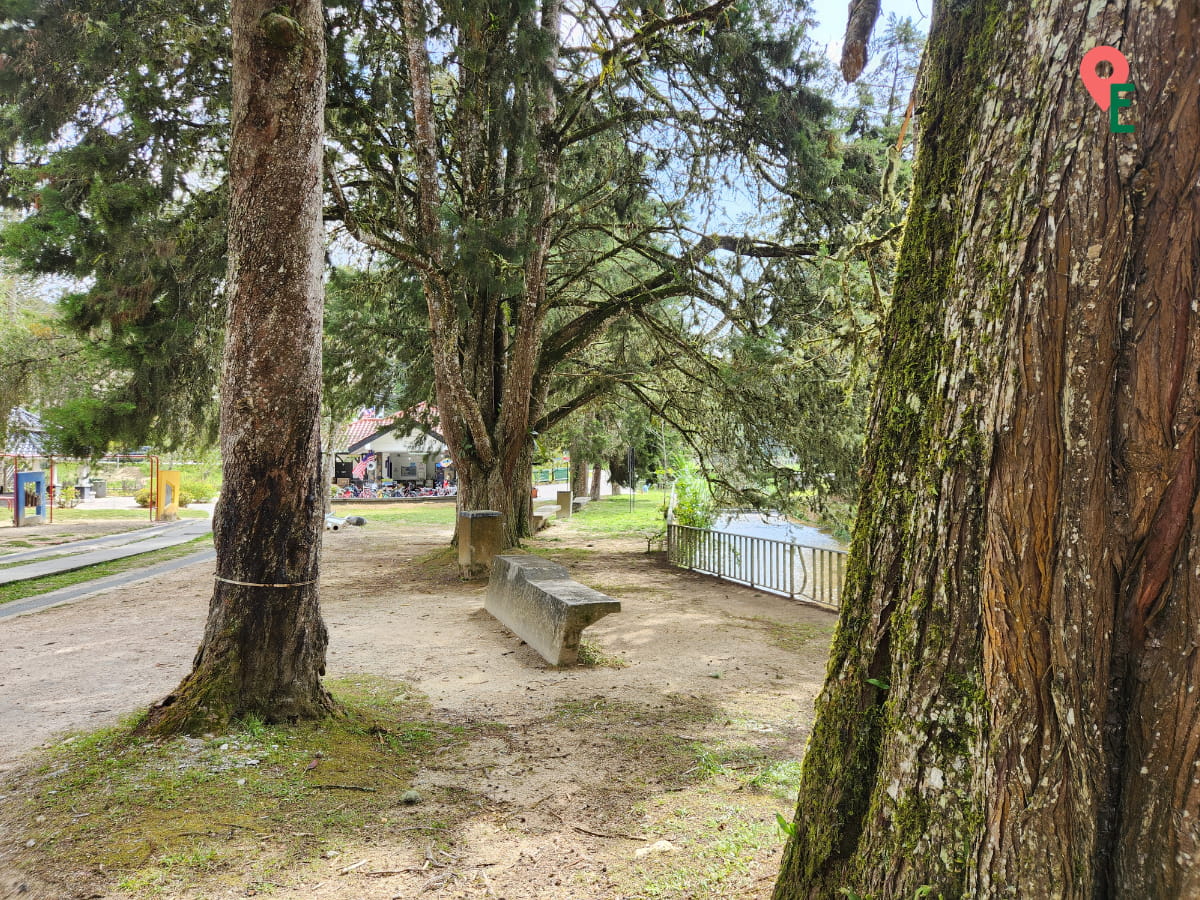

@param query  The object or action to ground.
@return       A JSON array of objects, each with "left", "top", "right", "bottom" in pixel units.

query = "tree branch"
[{"left": 841, "top": 0, "right": 881, "bottom": 83}]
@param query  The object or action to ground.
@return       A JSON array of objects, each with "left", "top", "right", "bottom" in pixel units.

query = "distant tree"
[
  {"left": 323, "top": 0, "right": 840, "bottom": 545},
  {"left": 142, "top": 0, "right": 334, "bottom": 732}
]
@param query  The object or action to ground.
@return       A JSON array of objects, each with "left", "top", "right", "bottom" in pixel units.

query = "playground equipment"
[
  {"left": 2, "top": 453, "right": 56, "bottom": 526},
  {"left": 13, "top": 470, "right": 46, "bottom": 526},
  {"left": 156, "top": 468, "right": 182, "bottom": 522}
]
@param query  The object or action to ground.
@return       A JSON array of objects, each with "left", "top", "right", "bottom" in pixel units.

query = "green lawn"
[
  {"left": 570, "top": 490, "right": 669, "bottom": 535},
  {"left": 0, "top": 534, "right": 213, "bottom": 606},
  {"left": 46, "top": 508, "right": 208, "bottom": 522},
  {"left": 333, "top": 492, "right": 669, "bottom": 534},
  {"left": 332, "top": 501, "right": 458, "bottom": 526}
]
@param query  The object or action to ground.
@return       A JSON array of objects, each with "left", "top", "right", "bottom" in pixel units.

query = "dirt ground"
[{"left": 0, "top": 515, "right": 837, "bottom": 899}]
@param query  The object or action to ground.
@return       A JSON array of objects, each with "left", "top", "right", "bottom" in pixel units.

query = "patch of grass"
[
  {"left": 6, "top": 677, "right": 480, "bottom": 898},
  {"left": 577, "top": 639, "right": 630, "bottom": 669},
  {"left": 332, "top": 502, "right": 458, "bottom": 526},
  {"left": 0, "top": 539, "right": 35, "bottom": 549},
  {"left": 49, "top": 508, "right": 208, "bottom": 521},
  {"left": 0, "top": 534, "right": 213, "bottom": 606},
  {"left": 568, "top": 491, "right": 670, "bottom": 536},
  {"left": 634, "top": 806, "right": 778, "bottom": 898},
  {"left": 549, "top": 694, "right": 717, "bottom": 731},
  {"left": 688, "top": 743, "right": 805, "bottom": 801},
  {"left": 745, "top": 759, "right": 805, "bottom": 800}
]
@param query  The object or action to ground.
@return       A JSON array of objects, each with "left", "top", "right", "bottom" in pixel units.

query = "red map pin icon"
[{"left": 1080, "top": 46, "right": 1130, "bottom": 111}]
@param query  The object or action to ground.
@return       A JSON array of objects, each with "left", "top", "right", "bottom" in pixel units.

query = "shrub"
[
  {"left": 180, "top": 478, "right": 217, "bottom": 503},
  {"left": 134, "top": 487, "right": 196, "bottom": 508}
]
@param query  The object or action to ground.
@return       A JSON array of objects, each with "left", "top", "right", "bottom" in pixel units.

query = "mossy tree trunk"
[
  {"left": 775, "top": 2, "right": 1200, "bottom": 898},
  {"left": 141, "top": 0, "right": 335, "bottom": 734},
  {"left": 589, "top": 463, "right": 602, "bottom": 501}
]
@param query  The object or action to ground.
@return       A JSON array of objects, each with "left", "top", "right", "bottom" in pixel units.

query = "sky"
[{"left": 805, "top": 0, "right": 930, "bottom": 63}]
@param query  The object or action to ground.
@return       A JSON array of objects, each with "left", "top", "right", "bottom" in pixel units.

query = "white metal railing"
[{"left": 666, "top": 523, "right": 847, "bottom": 609}]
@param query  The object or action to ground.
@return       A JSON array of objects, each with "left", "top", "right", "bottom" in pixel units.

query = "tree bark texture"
[
  {"left": 143, "top": 0, "right": 333, "bottom": 732},
  {"left": 775, "top": 2, "right": 1200, "bottom": 898},
  {"left": 589, "top": 463, "right": 602, "bottom": 501},
  {"left": 571, "top": 448, "right": 589, "bottom": 499}
]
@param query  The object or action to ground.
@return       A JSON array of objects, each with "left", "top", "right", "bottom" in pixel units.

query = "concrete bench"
[
  {"left": 485, "top": 554, "right": 620, "bottom": 665},
  {"left": 571, "top": 497, "right": 591, "bottom": 513},
  {"left": 532, "top": 504, "right": 559, "bottom": 530}
]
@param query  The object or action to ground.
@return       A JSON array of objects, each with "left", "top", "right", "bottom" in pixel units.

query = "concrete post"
[
  {"left": 557, "top": 489, "right": 573, "bottom": 519},
  {"left": 458, "top": 510, "right": 503, "bottom": 577}
]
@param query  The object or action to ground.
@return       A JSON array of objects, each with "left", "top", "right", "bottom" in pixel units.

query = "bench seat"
[
  {"left": 532, "top": 504, "right": 559, "bottom": 530},
  {"left": 485, "top": 554, "right": 620, "bottom": 665}
]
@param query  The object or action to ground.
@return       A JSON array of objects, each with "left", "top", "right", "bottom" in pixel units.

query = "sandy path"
[{"left": 0, "top": 520, "right": 837, "bottom": 898}]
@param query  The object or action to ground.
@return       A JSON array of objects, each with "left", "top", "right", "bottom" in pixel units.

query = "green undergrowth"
[
  {"left": 595, "top": 741, "right": 807, "bottom": 897},
  {"left": 4, "top": 677, "right": 488, "bottom": 897},
  {"left": 0, "top": 534, "right": 213, "bottom": 606},
  {"left": 689, "top": 743, "right": 805, "bottom": 800},
  {"left": 623, "top": 801, "right": 782, "bottom": 898}
]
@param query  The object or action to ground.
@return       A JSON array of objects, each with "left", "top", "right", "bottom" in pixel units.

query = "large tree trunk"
[
  {"left": 775, "top": 2, "right": 1200, "bottom": 898},
  {"left": 457, "top": 443, "right": 534, "bottom": 548},
  {"left": 142, "top": 0, "right": 334, "bottom": 733}
]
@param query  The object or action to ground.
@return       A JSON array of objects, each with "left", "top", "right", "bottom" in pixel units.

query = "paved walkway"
[
  {"left": 0, "top": 522, "right": 179, "bottom": 565},
  {"left": 0, "top": 547, "right": 216, "bottom": 621},
  {"left": 0, "top": 519, "right": 212, "bottom": 586}
]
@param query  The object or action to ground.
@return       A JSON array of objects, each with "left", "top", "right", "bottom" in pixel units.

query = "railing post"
[{"left": 789, "top": 543, "right": 796, "bottom": 598}]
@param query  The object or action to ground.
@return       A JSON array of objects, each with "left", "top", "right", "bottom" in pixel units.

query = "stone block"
[
  {"left": 458, "top": 510, "right": 503, "bottom": 576},
  {"left": 485, "top": 554, "right": 620, "bottom": 665}
]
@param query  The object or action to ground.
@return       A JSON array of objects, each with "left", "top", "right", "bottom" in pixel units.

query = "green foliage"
[
  {"left": 180, "top": 477, "right": 217, "bottom": 503},
  {"left": 0, "top": 1, "right": 230, "bottom": 451},
  {"left": 0, "top": 278, "right": 105, "bottom": 451},
  {"left": 0, "top": 0, "right": 925, "bottom": 535},
  {"left": 671, "top": 465, "right": 715, "bottom": 528}
]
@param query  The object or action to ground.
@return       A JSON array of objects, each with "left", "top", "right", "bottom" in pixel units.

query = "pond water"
[{"left": 713, "top": 510, "right": 847, "bottom": 552}]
